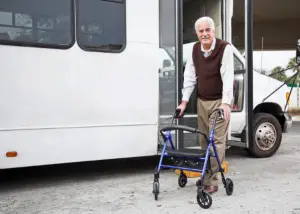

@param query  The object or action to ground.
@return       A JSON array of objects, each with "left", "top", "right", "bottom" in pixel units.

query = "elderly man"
[{"left": 177, "top": 16, "right": 234, "bottom": 194}]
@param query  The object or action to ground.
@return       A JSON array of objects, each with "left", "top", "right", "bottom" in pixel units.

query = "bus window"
[
  {"left": 0, "top": 0, "right": 73, "bottom": 48},
  {"left": 76, "top": 0, "right": 126, "bottom": 53}
]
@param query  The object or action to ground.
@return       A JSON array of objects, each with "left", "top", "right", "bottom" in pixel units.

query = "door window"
[{"left": 232, "top": 55, "right": 244, "bottom": 111}]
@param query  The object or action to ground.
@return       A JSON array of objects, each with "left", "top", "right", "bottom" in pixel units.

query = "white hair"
[{"left": 194, "top": 16, "right": 215, "bottom": 33}]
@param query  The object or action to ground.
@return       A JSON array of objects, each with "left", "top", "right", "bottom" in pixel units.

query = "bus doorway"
[{"left": 158, "top": 0, "right": 232, "bottom": 150}]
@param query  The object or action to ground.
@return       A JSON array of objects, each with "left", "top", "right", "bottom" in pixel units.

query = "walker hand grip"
[
  {"left": 208, "top": 108, "right": 224, "bottom": 119},
  {"left": 174, "top": 108, "right": 183, "bottom": 118},
  {"left": 217, "top": 108, "right": 224, "bottom": 119},
  {"left": 160, "top": 125, "right": 208, "bottom": 141},
  {"left": 160, "top": 125, "right": 197, "bottom": 133}
]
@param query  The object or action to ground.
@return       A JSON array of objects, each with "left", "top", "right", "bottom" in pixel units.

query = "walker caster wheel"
[
  {"left": 196, "top": 190, "right": 212, "bottom": 209},
  {"left": 152, "top": 181, "right": 159, "bottom": 200},
  {"left": 225, "top": 178, "right": 234, "bottom": 196},
  {"left": 178, "top": 173, "right": 187, "bottom": 188}
]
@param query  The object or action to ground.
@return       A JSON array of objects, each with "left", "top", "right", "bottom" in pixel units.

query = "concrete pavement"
[{"left": 0, "top": 123, "right": 300, "bottom": 213}]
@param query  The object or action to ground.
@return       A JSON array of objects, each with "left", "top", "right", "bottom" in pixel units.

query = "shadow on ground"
[
  {"left": 0, "top": 146, "right": 249, "bottom": 192},
  {"left": 2, "top": 120, "right": 298, "bottom": 194}
]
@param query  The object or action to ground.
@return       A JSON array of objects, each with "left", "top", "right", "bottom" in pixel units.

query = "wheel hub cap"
[{"left": 255, "top": 122, "right": 277, "bottom": 150}]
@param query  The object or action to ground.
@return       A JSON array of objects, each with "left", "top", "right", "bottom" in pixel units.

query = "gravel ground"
[{"left": 0, "top": 123, "right": 300, "bottom": 214}]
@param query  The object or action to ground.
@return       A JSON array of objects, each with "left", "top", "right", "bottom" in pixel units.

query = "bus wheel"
[{"left": 246, "top": 113, "right": 282, "bottom": 158}]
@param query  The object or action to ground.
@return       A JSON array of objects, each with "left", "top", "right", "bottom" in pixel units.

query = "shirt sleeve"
[
  {"left": 220, "top": 44, "right": 234, "bottom": 105},
  {"left": 182, "top": 54, "right": 197, "bottom": 102}
]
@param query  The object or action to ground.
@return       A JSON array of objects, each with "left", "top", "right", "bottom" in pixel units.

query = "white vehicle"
[
  {"left": 160, "top": 41, "right": 292, "bottom": 157},
  {"left": 0, "top": 0, "right": 292, "bottom": 169}
]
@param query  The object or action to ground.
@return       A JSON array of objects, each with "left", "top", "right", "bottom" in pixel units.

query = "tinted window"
[
  {"left": 232, "top": 55, "right": 244, "bottom": 111},
  {"left": 159, "top": 0, "right": 175, "bottom": 48},
  {"left": 0, "top": 0, "right": 73, "bottom": 48},
  {"left": 76, "top": 0, "right": 126, "bottom": 52},
  {"left": 234, "top": 55, "right": 244, "bottom": 71}
]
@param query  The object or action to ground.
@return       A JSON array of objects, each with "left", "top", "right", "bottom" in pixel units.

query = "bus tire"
[{"left": 246, "top": 112, "right": 282, "bottom": 158}]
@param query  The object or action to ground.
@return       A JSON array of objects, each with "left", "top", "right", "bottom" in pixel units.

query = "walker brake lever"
[{"left": 218, "top": 108, "right": 225, "bottom": 119}]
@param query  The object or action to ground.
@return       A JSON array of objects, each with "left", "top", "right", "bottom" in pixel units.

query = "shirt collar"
[{"left": 201, "top": 37, "right": 216, "bottom": 53}]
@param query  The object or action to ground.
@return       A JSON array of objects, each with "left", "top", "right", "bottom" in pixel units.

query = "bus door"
[
  {"left": 158, "top": 0, "right": 232, "bottom": 150},
  {"left": 158, "top": 0, "right": 184, "bottom": 150}
]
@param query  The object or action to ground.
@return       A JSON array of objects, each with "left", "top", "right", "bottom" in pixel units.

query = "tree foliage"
[
  {"left": 270, "top": 57, "right": 300, "bottom": 84},
  {"left": 270, "top": 66, "right": 287, "bottom": 82},
  {"left": 286, "top": 57, "right": 300, "bottom": 85}
]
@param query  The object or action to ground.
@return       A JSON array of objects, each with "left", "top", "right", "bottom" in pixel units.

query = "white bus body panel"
[{"left": 0, "top": 1, "right": 161, "bottom": 169}]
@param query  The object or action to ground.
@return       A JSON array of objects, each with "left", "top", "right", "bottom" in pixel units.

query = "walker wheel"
[
  {"left": 225, "top": 178, "right": 234, "bottom": 196},
  {"left": 152, "top": 181, "right": 159, "bottom": 200},
  {"left": 196, "top": 191, "right": 212, "bottom": 209},
  {"left": 178, "top": 173, "right": 187, "bottom": 188}
]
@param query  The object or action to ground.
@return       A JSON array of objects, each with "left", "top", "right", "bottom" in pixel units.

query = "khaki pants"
[{"left": 197, "top": 98, "right": 229, "bottom": 186}]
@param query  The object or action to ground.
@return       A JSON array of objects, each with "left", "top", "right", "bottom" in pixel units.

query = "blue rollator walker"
[{"left": 152, "top": 108, "right": 234, "bottom": 209}]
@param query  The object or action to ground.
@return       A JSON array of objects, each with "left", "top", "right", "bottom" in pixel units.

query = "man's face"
[{"left": 196, "top": 21, "right": 215, "bottom": 46}]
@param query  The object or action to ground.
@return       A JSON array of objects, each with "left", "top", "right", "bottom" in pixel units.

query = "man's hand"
[
  {"left": 219, "top": 103, "right": 231, "bottom": 120},
  {"left": 177, "top": 101, "right": 188, "bottom": 116}
]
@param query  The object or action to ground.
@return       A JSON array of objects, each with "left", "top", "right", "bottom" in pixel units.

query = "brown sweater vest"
[{"left": 192, "top": 38, "right": 229, "bottom": 101}]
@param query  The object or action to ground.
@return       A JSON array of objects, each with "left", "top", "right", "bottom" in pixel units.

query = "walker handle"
[
  {"left": 160, "top": 125, "right": 197, "bottom": 133},
  {"left": 159, "top": 125, "right": 208, "bottom": 141},
  {"left": 174, "top": 108, "right": 183, "bottom": 119},
  {"left": 208, "top": 108, "right": 224, "bottom": 119}
]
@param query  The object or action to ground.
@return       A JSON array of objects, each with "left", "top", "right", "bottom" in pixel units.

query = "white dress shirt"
[{"left": 182, "top": 38, "right": 234, "bottom": 105}]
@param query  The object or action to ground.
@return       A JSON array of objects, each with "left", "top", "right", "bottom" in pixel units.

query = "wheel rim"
[
  {"left": 179, "top": 175, "right": 187, "bottom": 187},
  {"left": 197, "top": 192, "right": 211, "bottom": 208},
  {"left": 153, "top": 182, "right": 159, "bottom": 193},
  {"left": 255, "top": 122, "right": 277, "bottom": 151},
  {"left": 199, "top": 195, "right": 209, "bottom": 205},
  {"left": 179, "top": 179, "right": 185, "bottom": 185}
]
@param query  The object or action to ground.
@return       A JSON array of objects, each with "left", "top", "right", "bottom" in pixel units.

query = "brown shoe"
[{"left": 204, "top": 185, "right": 218, "bottom": 194}]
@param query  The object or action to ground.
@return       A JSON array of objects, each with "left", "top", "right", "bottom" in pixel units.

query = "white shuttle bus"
[{"left": 0, "top": 0, "right": 292, "bottom": 169}]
